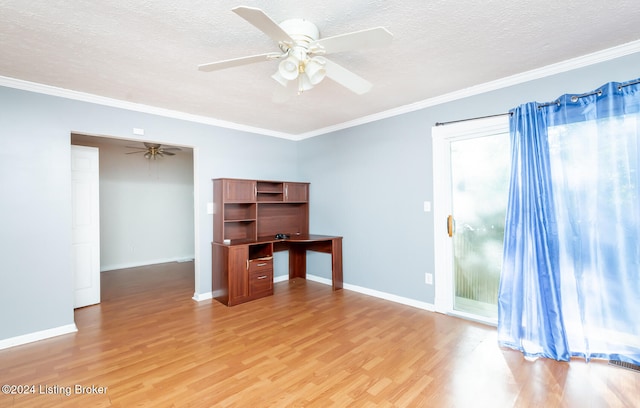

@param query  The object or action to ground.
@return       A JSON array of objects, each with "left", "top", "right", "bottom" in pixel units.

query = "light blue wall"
[
  {"left": 0, "top": 87, "right": 297, "bottom": 340},
  {"left": 94, "top": 141, "right": 195, "bottom": 271},
  {"left": 298, "top": 51, "right": 640, "bottom": 303},
  {"left": 1, "top": 50, "right": 639, "bottom": 342}
]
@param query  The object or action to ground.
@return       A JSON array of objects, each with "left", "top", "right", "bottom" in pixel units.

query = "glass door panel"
[{"left": 449, "top": 133, "right": 510, "bottom": 320}]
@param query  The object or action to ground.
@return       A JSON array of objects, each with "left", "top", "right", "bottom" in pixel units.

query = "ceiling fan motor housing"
[{"left": 279, "top": 19, "right": 320, "bottom": 49}]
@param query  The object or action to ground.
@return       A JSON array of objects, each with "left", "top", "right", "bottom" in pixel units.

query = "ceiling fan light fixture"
[
  {"left": 278, "top": 55, "right": 300, "bottom": 80},
  {"left": 305, "top": 57, "right": 326, "bottom": 85}
]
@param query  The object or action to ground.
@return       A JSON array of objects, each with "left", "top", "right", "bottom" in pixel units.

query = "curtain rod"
[
  {"left": 435, "top": 78, "right": 640, "bottom": 127},
  {"left": 619, "top": 78, "right": 640, "bottom": 88},
  {"left": 434, "top": 112, "right": 511, "bottom": 127}
]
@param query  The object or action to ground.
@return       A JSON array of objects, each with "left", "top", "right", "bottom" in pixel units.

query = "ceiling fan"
[
  {"left": 125, "top": 143, "right": 181, "bottom": 160},
  {"left": 198, "top": 6, "right": 393, "bottom": 95}
]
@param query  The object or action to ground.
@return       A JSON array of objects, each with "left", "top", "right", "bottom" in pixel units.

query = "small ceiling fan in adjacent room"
[
  {"left": 125, "top": 143, "right": 181, "bottom": 160},
  {"left": 198, "top": 6, "right": 393, "bottom": 95}
]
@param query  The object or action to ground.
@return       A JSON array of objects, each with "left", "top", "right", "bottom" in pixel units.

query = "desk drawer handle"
[
  {"left": 256, "top": 262, "right": 267, "bottom": 267},
  {"left": 257, "top": 275, "right": 268, "bottom": 280}
]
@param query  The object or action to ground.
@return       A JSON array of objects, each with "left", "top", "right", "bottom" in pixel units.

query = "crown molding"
[
  {"left": 295, "top": 39, "right": 640, "bottom": 140},
  {"left": 0, "top": 75, "right": 296, "bottom": 140},
  {"left": 2, "top": 39, "right": 639, "bottom": 141}
]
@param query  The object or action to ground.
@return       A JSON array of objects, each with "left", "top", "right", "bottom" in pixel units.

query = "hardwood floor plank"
[{"left": 0, "top": 261, "right": 638, "bottom": 407}]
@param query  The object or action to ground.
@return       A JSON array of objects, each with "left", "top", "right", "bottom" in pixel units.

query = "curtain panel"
[{"left": 498, "top": 78, "right": 640, "bottom": 365}]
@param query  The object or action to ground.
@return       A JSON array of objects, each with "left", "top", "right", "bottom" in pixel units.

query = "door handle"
[{"left": 447, "top": 215, "right": 454, "bottom": 237}]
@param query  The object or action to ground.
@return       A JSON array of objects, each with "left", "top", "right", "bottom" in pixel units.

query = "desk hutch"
[{"left": 211, "top": 178, "right": 343, "bottom": 306}]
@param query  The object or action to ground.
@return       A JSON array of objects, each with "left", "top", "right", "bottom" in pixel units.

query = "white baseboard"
[
  {"left": 274, "top": 274, "right": 289, "bottom": 283},
  {"left": 101, "top": 256, "right": 195, "bottom": 272},
  {"left": 305, "top": 274, "right": 333, "bottom": 286},
  {"left": 0, "top": 324, "right": 78, "bottom": 351},
  {"left": 343, "top": 282, "right": 436, "bottom": 312},
  {"left": 192, "top": 291, "right": 213, "bottom": 301},
  {"left": 193, "top": 274, "right": 436, "bottom": 313},
  {"left": 308, "top": 274, "right": 436, "bottom": 312}
]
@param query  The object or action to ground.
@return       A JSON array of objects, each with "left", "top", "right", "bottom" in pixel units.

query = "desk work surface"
[{"left": 223, "top": 233, "right": 342, "bottom": 246}]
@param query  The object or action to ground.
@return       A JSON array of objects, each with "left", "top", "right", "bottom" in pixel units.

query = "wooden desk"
[
  {"left": 212, "top": 178, "right": 341, "bottom": 306},
  {"left": 212, "top": 234, "right": 343, "bottom": 306}
]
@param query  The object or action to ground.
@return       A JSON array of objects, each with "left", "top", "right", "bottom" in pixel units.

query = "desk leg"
[
  {"left": 289, "top": 245, "right": 306, "bottom": 280},
  {"left": 332, "top": 238, "right": 343, "bottom": 290}
]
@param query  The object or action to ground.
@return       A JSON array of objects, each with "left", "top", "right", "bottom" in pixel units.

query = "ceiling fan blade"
[
  {"left": 232, "top": 6, "right": 293, "bottom": 44},
  {"left": 198, "top": 52, "right": 280, "bottom": 72},
  {"left": 322, "top": 58, "right": 372, "bottom": 95},
  {"left": 161, "top": 147, "right": 182, "bottom": 151},
  {"left": 314, "top": 27, "right": 393, "bottom": 54},
  {"left": 125, "top": 151, "right": 146, "bottom": 154},
  {"left": 160, "top": 151, "right": 176, "bottom": 156}
]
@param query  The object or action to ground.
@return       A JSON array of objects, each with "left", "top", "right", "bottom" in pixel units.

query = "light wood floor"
[{"left": 0, "top": 262, "right": 638, "bottom": 407}]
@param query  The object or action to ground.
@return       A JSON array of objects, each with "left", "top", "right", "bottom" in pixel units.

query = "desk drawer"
[
  {"left": 249, "top": 268, "right": 273, "bottom": 295},
  {"left": 248, "top": 258, "right": 273, "bottom": 273}
]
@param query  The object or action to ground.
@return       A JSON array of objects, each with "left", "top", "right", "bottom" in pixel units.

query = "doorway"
[
  {"left": 70, "top": 133, "right": 196, "bottom": 300},
  {"left": 432, "top": 115, "right": 510, "bottom": 324}
]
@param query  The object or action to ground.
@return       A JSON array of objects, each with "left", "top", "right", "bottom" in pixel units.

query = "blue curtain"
[{"left": 498, "top": 78, "right": 640, "bottom": 365}]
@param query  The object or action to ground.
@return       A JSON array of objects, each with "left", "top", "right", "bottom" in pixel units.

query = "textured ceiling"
[{"left": 2, "top": 1, "right": 640, "bottom": 138}]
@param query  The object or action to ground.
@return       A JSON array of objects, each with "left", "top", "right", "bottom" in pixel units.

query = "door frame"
[
  {"left": 432, "top": 115, "right": 509, "bottom": 324},
  {"left": 70, "top": 134, "right": 199, "bottom": 301}
]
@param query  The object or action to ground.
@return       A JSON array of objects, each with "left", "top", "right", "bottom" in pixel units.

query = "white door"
[
  {"left": 71, "top": 145, "right": 100, "bottom": 308},
  {"left": 432, "top": 116, "right": 509, "bottom": 324}
]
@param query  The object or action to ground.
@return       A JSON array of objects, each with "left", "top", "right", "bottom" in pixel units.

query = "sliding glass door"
[{"left": 432, "top": 116, "right": 510, "bottom": 324}]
